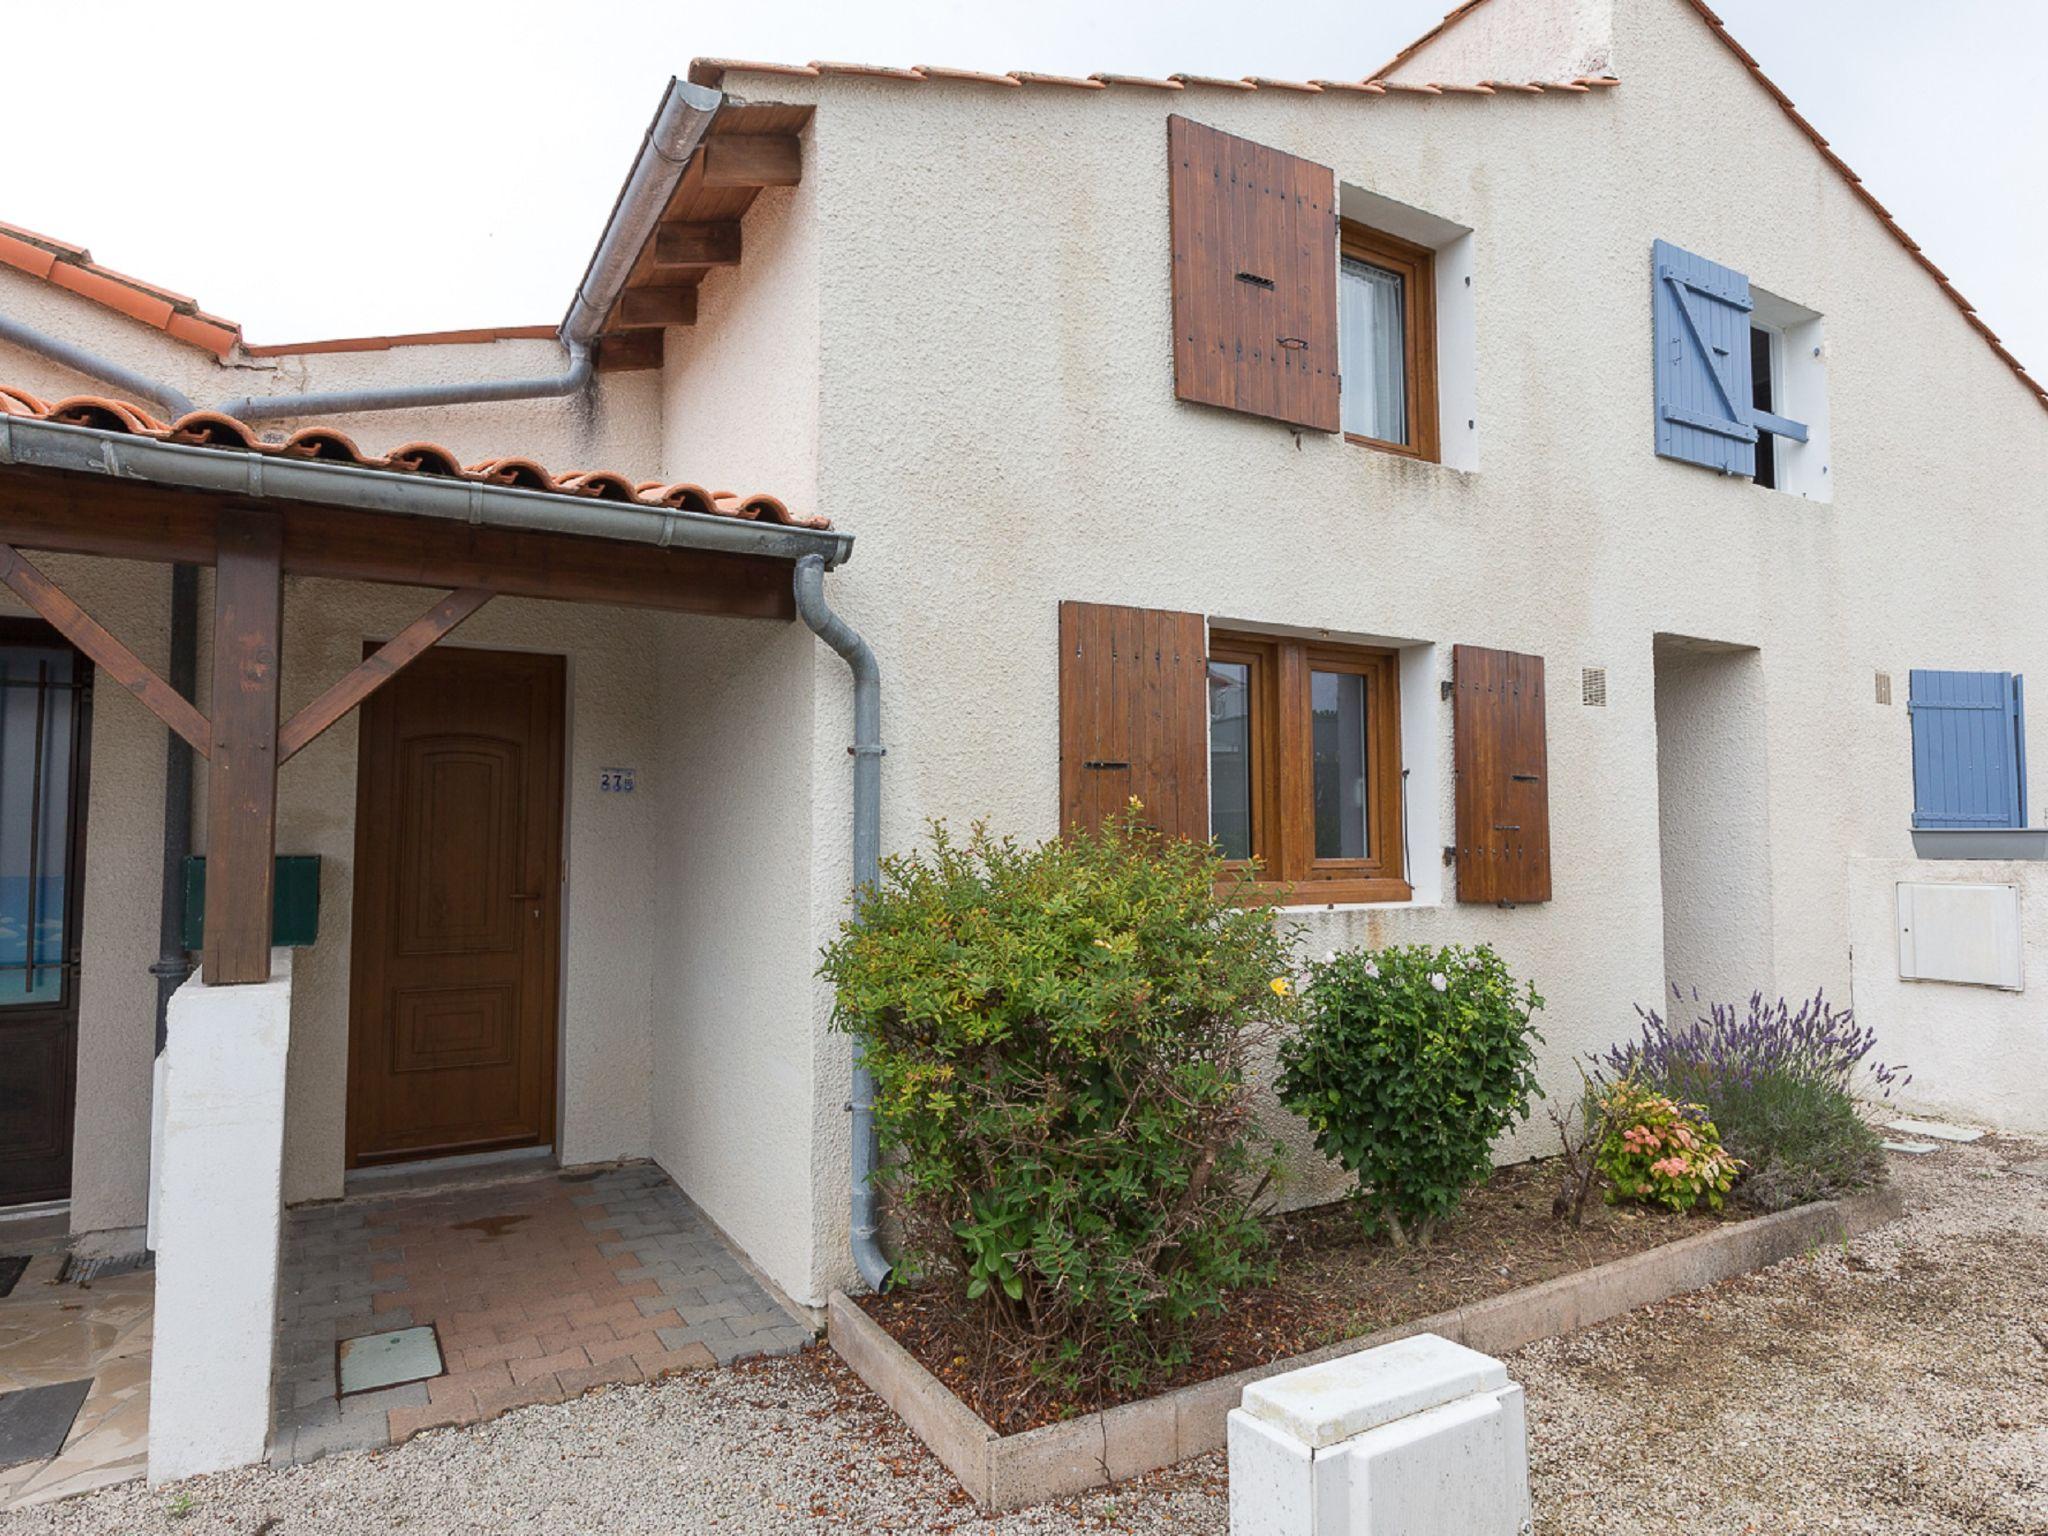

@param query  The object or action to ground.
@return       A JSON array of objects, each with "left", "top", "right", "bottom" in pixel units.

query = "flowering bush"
[
  {"left": 1594, "top": 1081, "right": 1741, "bottom": 1213},
  {"left": 1276, "top": 944, "right": 1543, "bottom": 1246},
  {"left": 819, "top": 806, "right": 1295, "bottom": 1395},
  {"left": 1600, "top": 990, "right": 1900, "bottom": 1211}
]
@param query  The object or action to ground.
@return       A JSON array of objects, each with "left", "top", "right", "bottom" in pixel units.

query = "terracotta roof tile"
[
  {"left": 1088, "top": 73, "right": 1184, "bottom": 90},
  {"left": 1168, "top": 73, "right": 1258, "bottom": 92},
  {"left": 916, "top": 65, "right": 1020, "bottom": 87},
  {"left": 1312, "top": 80, "right": 1388, "bottom": 95},
  {"left": 810, "top": 61, "right": 926, "bottom": 80},
  {"left": 1242, "top": 77, "right": 1324, "bottom": 93},
  {"left": 1009, "top": 70, "right": 1105, "bottom": 90},
  {"left": 0, "top": 387, "right": 828, "bottom": 528},
  {"left": 0, "top": 221, "right": 242, "bottom": 357}
]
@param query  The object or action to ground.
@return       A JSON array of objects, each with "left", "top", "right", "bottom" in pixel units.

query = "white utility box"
[
  {"left": 1228, "top": 1332, "right": 1530, "bottom": 1536},
  {"left": 1896, "top": 880, "right": 2023, "bottom": 990}
]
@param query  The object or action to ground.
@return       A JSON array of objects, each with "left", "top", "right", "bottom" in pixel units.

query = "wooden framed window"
[
  {"left": 1339, "top": 222, "right": 1439, "bottom": 461},
  {"left": 1207, "top": 630, "right": 1408, "bottom": 903}
]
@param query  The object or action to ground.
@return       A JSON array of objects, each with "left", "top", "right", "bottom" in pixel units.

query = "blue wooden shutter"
[
  {"left": 1909, "top": 669, "right": 2028, "bottom": 829},
  {"left": 1652, "top": 239, "right": 1758, "bottom": 475}
]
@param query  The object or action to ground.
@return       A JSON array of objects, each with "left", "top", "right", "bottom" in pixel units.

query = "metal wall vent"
[
  {"left": 1581, "top": 666, "right": 1608, "bottom": 707},
  {"left": 1875, "top": 671, "right": 1893, "bottom": 706}
]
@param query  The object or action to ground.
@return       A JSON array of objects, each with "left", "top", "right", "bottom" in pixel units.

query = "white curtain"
[{"left": 1340, "top": 257, "right": 1407, "bottom": 444}]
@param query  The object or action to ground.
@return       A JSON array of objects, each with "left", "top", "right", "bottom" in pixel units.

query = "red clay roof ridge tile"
[{"left": 0, "top": 387, "right": 826, "bottom": 528}]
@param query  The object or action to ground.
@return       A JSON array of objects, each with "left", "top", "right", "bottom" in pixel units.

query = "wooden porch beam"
[
  {"left": 701, "top": 136, "right": 802, "bottom": 189},
  {"left": 202, "top": 509, "right": 284, "bottom": 985},
  {"left": 278, "top": 587, "right": 493, "bottom": 764},
  {"left": 0, "top": 467, "right": 797, "bottom": 619},
  {"left": 0, "top": 542, "right": 212, "bottom": 757}
]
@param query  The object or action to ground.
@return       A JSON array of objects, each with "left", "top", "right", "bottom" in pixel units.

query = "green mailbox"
[{"left": 180, "top": 855, "right": 322, "bottom": 950}]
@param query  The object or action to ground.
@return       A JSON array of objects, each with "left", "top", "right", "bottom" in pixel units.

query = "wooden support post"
[{"left": 202, "top": 510, "right": 284, "bottom": 985}]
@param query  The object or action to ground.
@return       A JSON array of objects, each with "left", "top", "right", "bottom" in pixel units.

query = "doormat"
[
  {"left": 0, "top": 1379, "right": 92, "bottom": 1471},
  {"left": 0, "top": 1257, "right": 26, "bottom": 1298},
  {"left": 54, "top": 1250, "right": 152, "bottom": 1286},
  {"left": 338, "top": 1325, "right": 444, "bottom": 1396}
]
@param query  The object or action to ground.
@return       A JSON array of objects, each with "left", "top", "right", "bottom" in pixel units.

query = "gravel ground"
[{"left": 5, "top": 1134, "right": 2040, "bottom": 1535}]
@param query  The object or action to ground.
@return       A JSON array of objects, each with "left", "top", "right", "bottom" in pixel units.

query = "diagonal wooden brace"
[
  {"left": 0, "top": 542, "right": 212, "bottom": 757},
  {"left": 277, "top": 587, "right": 494, "bottom": 764}
]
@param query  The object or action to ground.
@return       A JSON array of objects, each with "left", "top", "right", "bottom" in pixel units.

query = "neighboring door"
[
  {"left": 347, "top": 646, "right": 564, "bottom": 1166},
  {"left": 0, "top": 626, "right": 91, "bottom": 1207}
]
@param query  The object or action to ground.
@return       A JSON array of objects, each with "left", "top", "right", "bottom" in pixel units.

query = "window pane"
[
  {"left": 1339, "top": 256, "right": 1407, "bottom": 444},
  {"left": 0, "top": 647, "right": 76, "bottom": 1007},
  {"left": 1208, "top": 660, "right": 1253, "bottom": 860},
  {"left": 1749, "top": 326, "right": 1776, "bottom": 490},
  {"left": 1311, "top": 670, "right": 1370, "bottom": 861}
]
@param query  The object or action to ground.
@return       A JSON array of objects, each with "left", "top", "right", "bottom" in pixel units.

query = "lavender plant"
[{"left": 1597, "top": 989, "right": 1905, "bottom": 1212}]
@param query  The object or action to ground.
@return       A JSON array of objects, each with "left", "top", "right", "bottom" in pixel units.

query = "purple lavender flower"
[{"left": 1597, "top": 988, "right": 1907, "bottom": 1101}]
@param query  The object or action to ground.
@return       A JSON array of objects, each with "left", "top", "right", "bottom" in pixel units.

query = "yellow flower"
[
  {"left": 1270, "top": 977, "right": 1291, "bottom": 997},
  {"left": 1127, "top": 795, "right": 1145, "bottom": 811}
]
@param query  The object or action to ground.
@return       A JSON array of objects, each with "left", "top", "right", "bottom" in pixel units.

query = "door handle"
[{"left": 510, "top": 891, "right": 544, "bottom": 901}]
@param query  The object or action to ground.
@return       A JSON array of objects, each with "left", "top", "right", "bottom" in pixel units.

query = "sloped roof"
[
  {"left": 0, "top": 386, "right": 825, "bottom": 528},
  {"left": 687, "top": 58, "right": 1619, "bottom": 96},
  {"left": 0, "top": 220, "right": 241, "bottom": 357},
  {"left": 1384, "top": 0, "right": 2045, "bottom": 409}
]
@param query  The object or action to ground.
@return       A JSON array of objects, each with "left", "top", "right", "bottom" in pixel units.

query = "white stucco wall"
[
  {"left": 1850, "top": 860, "right": 2048, "bottom": 1134},
  {"left": 1387, "top": 0, "right": 1618, "bottom": 83},
  {"left": 681, "top": 0, "right": 2048, "bottom": 1297}
]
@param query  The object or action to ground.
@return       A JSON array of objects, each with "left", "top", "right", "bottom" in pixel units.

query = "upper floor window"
[
  {"left": 1652, "top": 238, "right": 1830, "bottom": 498},
  {"left": 1340, "top": 223, "right": 1439, "bottom": 461}
]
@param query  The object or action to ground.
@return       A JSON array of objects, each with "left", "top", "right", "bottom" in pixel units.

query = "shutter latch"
[
  {"left": 1083, "top": 760, "right": 1132, "bottom": 771},
  {"left": 1234, "top": 271, "right": 1276, "bottom": 290}
]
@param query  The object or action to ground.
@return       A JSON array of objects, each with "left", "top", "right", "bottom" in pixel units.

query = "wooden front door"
[
  {"left": 0, "top": 627, "right": 90, "bottom": 1207},
  {"left": 347, "top": 646, "right": 564, "bottom": 1166}
]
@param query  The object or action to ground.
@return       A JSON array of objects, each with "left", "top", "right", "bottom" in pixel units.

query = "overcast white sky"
[{"left": 4, "top": 0, "right": 2043, "bottom": 376}]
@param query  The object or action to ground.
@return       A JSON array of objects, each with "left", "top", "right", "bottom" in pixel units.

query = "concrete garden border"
[{"left": 829, "top": 1186, "right": 1904, "bottom": 1510}]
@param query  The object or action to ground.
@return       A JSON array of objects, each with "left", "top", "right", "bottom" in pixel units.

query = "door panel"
[
  {"left": 0, "top": 628, "right": 91, "bottom": 1208},
  {"left": 347, "top": 646, "right": 563, "bottom": 1166}
]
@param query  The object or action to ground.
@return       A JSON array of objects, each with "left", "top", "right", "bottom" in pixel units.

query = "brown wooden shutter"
[
  {"left": 1059, "top": 601, "right": 1209, "bottom": 842},
  {"left": 1452, "top": 644, "right": 1552, "bottom": 904},
  {"left": 1168, "top": 115, "right": 1339, "bottom": 433}
]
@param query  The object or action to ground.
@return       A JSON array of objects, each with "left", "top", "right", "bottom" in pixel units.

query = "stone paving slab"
[{"left": 271, "top": 1161, "right": 811, "bottom": 1467}]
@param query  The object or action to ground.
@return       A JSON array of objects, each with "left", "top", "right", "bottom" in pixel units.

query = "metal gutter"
[
  {"left": 216, "top": 76, "right": 723, "bottom": 422},
  {"left": 0, "top": 414, "right": 853, "bottom": 569},
  {"left": 792, "top": 554, "right": 891, "bottom": 1293},
  {"left": 0, "top": 314, "right": 194, "bottom": 417}
]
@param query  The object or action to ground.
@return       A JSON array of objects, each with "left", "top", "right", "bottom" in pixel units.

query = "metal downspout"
[
  {"left": 0, "top": 314, "right": 193, "bottom": 417},
  {"left": 792, "top": 554, "right": 891, "bottom": 1293},
  {"left": 214, "top": 77, "right": 721, "bottom": 424}
]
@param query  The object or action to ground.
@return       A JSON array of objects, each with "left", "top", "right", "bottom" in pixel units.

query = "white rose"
[{"left": 1430, "top": 972, "right": 1449, "bottom": 992}]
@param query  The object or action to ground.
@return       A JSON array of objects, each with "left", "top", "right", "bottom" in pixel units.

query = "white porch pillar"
[
  {"left": 147, "top": 951, "right": 294, "bottom": 1485},
  {"left": 1227, "top": 1333, "right": 1530, "bottom": 1536}
]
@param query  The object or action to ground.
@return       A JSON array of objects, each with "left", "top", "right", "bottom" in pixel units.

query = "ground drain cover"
[
  {"left": 0, "top": 1257, "right": 26, "bottom": 1298},
  {"left": 338, "top": 1325, "right": 444, "bottom": 1396},
  {"left": 54, "top": 1250, "right": 152, "bottom": 1285},
  {"left": 0, "top": 1379, "right": 92, "bottom": 1471}
]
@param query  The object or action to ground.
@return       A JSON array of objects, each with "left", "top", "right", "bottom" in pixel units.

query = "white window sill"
[{"left": 1278, "top": 898, "right": 1443, "bottom": 914}]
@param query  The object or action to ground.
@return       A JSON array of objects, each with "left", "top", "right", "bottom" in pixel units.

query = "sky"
[{"left": 4, "top": 0, "right": 2043, "bottom": 377}]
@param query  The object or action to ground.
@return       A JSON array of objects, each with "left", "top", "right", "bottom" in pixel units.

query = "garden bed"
[
  {"left": 831, "top": 1177, "right": 1904, "bottom": 1510},
  {"left": 860, "top": 1158, "right": 1751, "bottom": 1435}
]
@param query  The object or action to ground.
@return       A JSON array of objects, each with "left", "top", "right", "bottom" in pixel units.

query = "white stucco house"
[{"left": 1, "top": 0, "right": 2043, "bottom": 1479}]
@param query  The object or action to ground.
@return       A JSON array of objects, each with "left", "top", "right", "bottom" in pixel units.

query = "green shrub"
[
  {"left": 1704, "top": 1069, "right": 1887, "bottom": 1212},
  {"left": 818, "top": 807, "right": 1295, "bottom": 1395},
  {"left": 1276, "top": 943, "right": 1543, "bottom": 1246},
  {"left": 1594, "top": 1081, "right": 1741, "bottom": 1213}
]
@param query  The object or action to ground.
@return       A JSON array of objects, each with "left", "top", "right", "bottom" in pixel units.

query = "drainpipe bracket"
[{"left": 846, "top": 744, "right": 887, "bottom": 758}]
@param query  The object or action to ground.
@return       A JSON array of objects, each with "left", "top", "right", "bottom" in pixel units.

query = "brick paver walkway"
[{"left": 270, "top": 1162, "right": 809, "bottom": 1465}]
